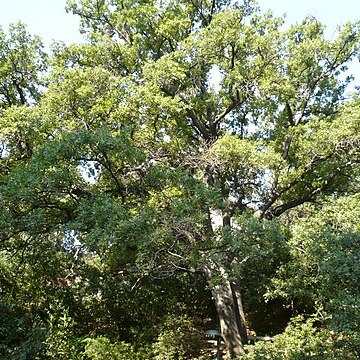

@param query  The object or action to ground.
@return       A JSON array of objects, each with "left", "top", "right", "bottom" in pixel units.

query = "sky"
[
  {"left": 1, "top": 0, "right": 360, "bottom": 46},
  {"left": 0, "top": 0, "right": 83, "bottom": 47},
  {"left": 0, "top": 0, "right": 360, "bottom": 85},
  {"left": 259, "top": 0, "right": 360, "bottom": 32},
  {"left": 1, "top": 1, "right": 360, "bottom": 42}
]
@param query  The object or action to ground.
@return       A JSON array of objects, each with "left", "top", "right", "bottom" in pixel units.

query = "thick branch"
[
  {"left": 265, "top": 162, "right": 354, "bottom": 219},
  {"left": 186, "top": 108, "right": 210, "bottom": 140},
  {"left": 214, "top": 96, "right": 242, "bottom": 127}
]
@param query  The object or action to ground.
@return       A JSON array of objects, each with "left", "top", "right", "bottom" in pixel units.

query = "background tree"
[{"left": 0, "top": 22, "right": 47, "bottom": 108}]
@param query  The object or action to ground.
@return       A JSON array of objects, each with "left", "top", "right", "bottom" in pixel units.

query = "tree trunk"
[
  {"left": 204, "top": 266, "right": 247, "bottom": 358},
  {"left": 230, "top": 280, "right": 248, "bottom": 346}
]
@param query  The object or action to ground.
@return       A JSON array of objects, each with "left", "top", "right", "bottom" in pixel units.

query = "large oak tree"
[{"left": 1, "top": 0, "right": 360, "bottom": 357}]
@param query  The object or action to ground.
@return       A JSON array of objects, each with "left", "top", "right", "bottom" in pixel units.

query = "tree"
[
  {"left": 267, "top": 193, "right": 360, "bottom": 358},
  {"left": 0, "top": 22, "right": 47, "bottom": 108},
  {"left": 1, "top": 0, "right": 360, "bottom": 357},
  {"left": 0, "top": 22, "right": 48, "bottom": 174}
]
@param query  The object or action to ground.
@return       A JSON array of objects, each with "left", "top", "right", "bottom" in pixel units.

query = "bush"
[
  {"left": 153, "top": 314, "right": 204, "bottom": 360},
  {"left": 83, "top": 336, "right": 158, "bottom": 360},
  {"left": 44, "top": 303, "right": 82, "bottom": 360},
  {"left": 83, "top": 337, "right": 136, "bottom": 360},
  {"left": 242, "top": 316, "right": 357, "bottom": 360}
]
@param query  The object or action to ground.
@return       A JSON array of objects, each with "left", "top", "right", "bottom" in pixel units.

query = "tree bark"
[
  {"left": 204, "top": 265, "right": 247, "bottom": 358},
  {"left": 230, "top": 280, "right": 248, "bottom": 346}
]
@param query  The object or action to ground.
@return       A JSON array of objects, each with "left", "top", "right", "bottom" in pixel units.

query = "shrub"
[
  {"left": 242, "top": 316, "right": 357, "bottom": 360},
  {"left": 153, "top": 314, "right": 204, "bottom": 360}
]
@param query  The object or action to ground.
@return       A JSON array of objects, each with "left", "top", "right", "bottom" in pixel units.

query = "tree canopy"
[{"left": 1, "top": 1, "right": 360, "bottom": 359}]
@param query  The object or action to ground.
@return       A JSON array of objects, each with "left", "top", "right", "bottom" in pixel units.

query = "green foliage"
[
  {"left": 210, "top": 134, "right": 283, "bottom": 176},
  {"left": 1, "top": 1, "right": 360, "bottom": 358},
  {"left": 243, "top": 316, "right": 355, "bottom": 360},
  {"left": 153, "top": 314, "right": 204, "bottom": 360},
  {"left": 0, "top": 22, "right": 47, "bottom": 108},
  {"left": 83, "top": 337, "right": 137, "bottom": 360},
  {"left": 267, "top": 195, "right": 360, "bottom": 356},
  {"left": 44, "top": 303, "right": 82, "bottom": 359},
  {"left": 0, "top": 302, "right": 45, "bottom": 360}
]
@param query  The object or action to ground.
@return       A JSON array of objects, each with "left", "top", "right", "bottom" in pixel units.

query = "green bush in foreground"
[{"left": 243, "top": 316, "right": 358, "bottom": 360}]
